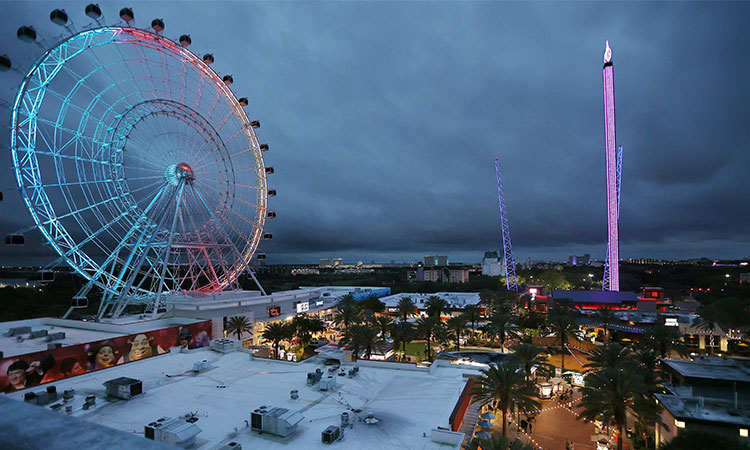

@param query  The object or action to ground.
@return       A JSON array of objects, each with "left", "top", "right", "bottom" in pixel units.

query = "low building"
[
  {"left": 548, "top": 290, "right": 639, "bottom": 310},
  {"left": 656, "top": 357, "right": 750, "bottom": 446},
  {"left": 410, "top": 266, "right": 470, "bottom": 283}
]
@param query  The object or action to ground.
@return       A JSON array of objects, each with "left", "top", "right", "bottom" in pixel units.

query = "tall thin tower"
[
  {"left": 494, "top": 158, "right": 518, "bottom": 291},
  {"left": 602, "top": 40, "right": 620, "bottom": 291}
]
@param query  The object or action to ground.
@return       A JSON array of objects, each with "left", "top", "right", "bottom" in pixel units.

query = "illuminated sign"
[
  {"left": 665, "top": 318, "right": 679, "bottom": 327},
  {"left": 296, "top": 302, "right": 309, "bottom": 313},
  {"left": 268, "top": 306, "right": 281, "bottom": 318}
]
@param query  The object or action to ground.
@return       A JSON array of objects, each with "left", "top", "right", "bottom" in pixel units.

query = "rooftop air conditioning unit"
[
  {"left": 214, "top": 442, "right": 242, "bottom": 450},
  {"left": 251, "top": 406, "right": 304, "bottom": 437},
  {"left": 319, "top": 375, "right": 336, "bottom": 392},
  {"left": 322, "top": 425, "right": 341, "bottom": 444},
  {"left": 144, "top": 417, "right": 201, "bottom": 448},
  {"left": 104, "top": 377, "right": 143, "bottom": 399},
  {"left": 211, "top": 338, "right": 240, "bottom": 353},
  {"left": 191, "top": 359, "right": 211, "bottom": 373}
]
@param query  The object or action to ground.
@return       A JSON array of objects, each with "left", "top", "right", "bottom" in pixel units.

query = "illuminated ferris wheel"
[{"left": 6, "top": 6, "right": 275, "bottom": 318}]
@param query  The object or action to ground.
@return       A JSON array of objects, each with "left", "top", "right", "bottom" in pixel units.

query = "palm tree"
[
  {"left": 638, "top": 323, "right": 688, "bottom": 359},
  {"left": 262, "top": 322, "right": 291, "bottom": 359},
  {"left": 226, "top": 315, "right": 252, "bottom": 341},
  {"left": 578, "top": 367, "right": 644, "bottom": 450},
  {"left": 586, "top": 342, "right": 638, "bottom": 372},
  {"left": 484, "top": 308, "right": 514, "bottom": 351},
  {"left": 548, "top": 308, "right": 577, "bottom": 370},
  {"left": 509, "top": 343, "right": 547, "bottom": 382},
  {"left": 291, "top": 314, "right": 325, "bottom": 348},
  {"left": 579, "top": 343, "right": 650, "bottom": 450},
  {"left": 446, "top": 315, "right": 467, "bottom": 351},
  {"left": 372, "top": 315, "right": 393, "bottom": 339},
  {"left": 341, "top": 324, "right": 380, "bottom": 360},
  {"left": 472, "top": 364, "right": 540, "bottom": 436},
  {"left": 463, "top": 304, "right": 481, "bottom": 337},
  {"left": 426, "top": 296, "right": 447, "bottom": 318},
  {"left": 416, "top": 317, "right": 442, "bottom": 362},
  {"left": 334, "top": 305, "right": 360, "bottom": 335},
  {"left": 337, "top": 294, "right": 356, "bottom": 310},
  {"left": 396, "top": 296, "right": 416, "bottom": 321},
  {"left": 391, "top": 321, "right": 415, "bottom": 361}
]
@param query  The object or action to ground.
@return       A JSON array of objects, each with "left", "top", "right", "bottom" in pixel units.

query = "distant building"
[
  {"left": 410, "top": 265, "right": 470, "bottom": 283},
  {"left": 655, "top": 357, "right": 750, "bottom": 446},
  {"left": 481, "top": 251, "right": 503, "bottom": 277},
  {"left": 318, "top": 258, "right": 343, "bottom": 269},
  {"left": 568, "top": 254, "right": 591, "bottom": 266},
  {"left": 740, "top": 273, "right": 750, "bottom": 284},
  {"left": 424, "top": 255, "right": 448, "bottom": 267}
]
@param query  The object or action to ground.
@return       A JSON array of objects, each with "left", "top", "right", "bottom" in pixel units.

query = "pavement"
[{"left": 489, "top": 393, "right": 603, "bottom": 450}]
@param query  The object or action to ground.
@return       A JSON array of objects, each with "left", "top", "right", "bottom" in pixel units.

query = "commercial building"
[
  {"left": 409, "top": 265, "right": 470, "bottom": 283},
  {"left": 481, "top": 251, "right": 503, "bottom": 277},
  {"left": 3, "top": 343, "right": 477, "bottom": 449},
  {"left": 655, "top": 357, "right": 750, "bottom": 446},
  {"left": 424, "top": 255, "right": 448, "bottom": 267}
]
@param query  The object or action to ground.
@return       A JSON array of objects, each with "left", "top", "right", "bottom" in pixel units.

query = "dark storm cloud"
[{"left": 0, "top": 1, "right": 748, "bottom": 265}]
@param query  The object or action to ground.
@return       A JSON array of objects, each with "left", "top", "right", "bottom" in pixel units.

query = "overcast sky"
[{"left": 0, "top": 1, "right": 748, "bottom": 265}]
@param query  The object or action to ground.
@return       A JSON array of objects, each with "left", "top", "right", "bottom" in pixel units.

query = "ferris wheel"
[{"left": 6, "top": 6, "right": 275, "bottom": 318}]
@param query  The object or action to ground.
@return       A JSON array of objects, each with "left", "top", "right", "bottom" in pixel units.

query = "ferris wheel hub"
[{"left": 165, "top": 162, "right": 195, "bottom": 186}]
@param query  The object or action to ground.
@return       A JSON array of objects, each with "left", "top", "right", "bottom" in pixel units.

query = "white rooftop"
[
  {"left": 380, "top": 292, "right": 481, "bottom": 309},
  {"left": 8, "top": 348, "right": 475, "bottom": 449}
]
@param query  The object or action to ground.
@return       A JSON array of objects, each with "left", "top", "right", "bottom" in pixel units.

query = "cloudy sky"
[{"left": 0, "top": 1, "right": 748, "bottom": 265}]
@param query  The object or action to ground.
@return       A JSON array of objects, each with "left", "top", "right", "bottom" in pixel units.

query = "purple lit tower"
[{"left": 602, "top": 40, "right": 620, "bottom": 291}]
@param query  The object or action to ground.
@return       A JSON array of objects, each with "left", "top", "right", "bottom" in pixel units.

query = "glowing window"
[
  {"left": 675, "top": 419, "right": 686, "bottom": 428},
  {"left": 740, "top": 429, "right": 748, "bottom": 437}
]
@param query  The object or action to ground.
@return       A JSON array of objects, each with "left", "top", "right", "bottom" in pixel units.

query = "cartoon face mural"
[
  {"left": 96, "top": 345, "right": 116, "bottom": 368},
  {"left": 128, "top": 334, "right": 153, "bottom": 361}
]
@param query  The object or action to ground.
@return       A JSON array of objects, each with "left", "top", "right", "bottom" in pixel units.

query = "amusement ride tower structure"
[
  {"left": 494, "top": 158, "right": 518, "bottom": 292},
  {"left": 602, "top": 41, "right": 621, "bottom": 292}
]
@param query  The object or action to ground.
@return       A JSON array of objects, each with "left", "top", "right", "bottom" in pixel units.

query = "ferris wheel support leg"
[
  {"left": 192, "top": 185, "right": 267, "bottom": 296},
  {"left": 110, "top": 188, "right": 179, "bottom": 319},
  {"left": 152, "top": 182, "right": 185, "bottom": 319}
]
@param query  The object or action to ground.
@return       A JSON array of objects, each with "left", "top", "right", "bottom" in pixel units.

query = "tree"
[
  {"left": 658, "top": 429, "right": 750, "bottom": 450},
  {"left": 372, "top": 315, "right": 393, "bottom": 339},
  {"left": 472, "top": 364, "right": 540, "bottom": 436},
  {"left": 446, "top": 315, "right": 467, "bottom": 351},
  {"left": 579, "top": 367, "right": 642, "bottom": 450},
  {"left": 509, "top": 343, "right": 548, "bottom": 382},
  {"left": 483, "top": 307, "right": 515, "bottom": 351},
  {"left": 535, "top": 269, "right": 572, "bottom": 291},
  {"left": 416, "top": 317, "right": 443, "bottom": 362},
  {"left": 391, "top": 321, "right": 415, "bottom": 361},
  {"left": 357, "top": 297, "right": 385, "bottom": 314},
  {"left": 341, "top": 324, "right": 380, "bottom": 360},
  {"left": 262, "top": 322, "right": 291, "bottom": 359},
  {"left": 578, "top": 343, "right": 648, "bottom": 450},
  {"left": 337, "top": 294, "right": 356, "bottom": 310},
  {"left": 548, "top": 308, "right": 577, "bottom": 370},
  {"left": 334, "top": 304, "right": 360, "bottom": 334},
  {"left": 426, "top": 296, "right": 447, "bottom": 318},
  {"left": 226, "top": 315, "right": 252, "bottom": 341},
  {"left": 396, "top": 296, "right": 416, "bottom": 321},
  {"left": 291, "top": 314, "right": 325, "bottom": 348},
  {"left": 638, "top": 323, "right": 688, "bottom": 359},
  {"left": 463, "top": 304, "right": 482, "bottom": 336}
]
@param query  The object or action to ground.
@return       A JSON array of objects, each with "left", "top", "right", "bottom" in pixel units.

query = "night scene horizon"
[{"left": 0, "top": 1, "right": 748, "bottom": 266}]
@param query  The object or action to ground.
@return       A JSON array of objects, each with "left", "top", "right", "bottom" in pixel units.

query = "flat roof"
[
  {"left": 661, "top": 357, "right": 750, "bottom": 383},
  {"left": 7, "top": 349, "right": 475, "bottom": 449},
  {"left": 655, "top": 393, "right": 750, "bottom": 427}
]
